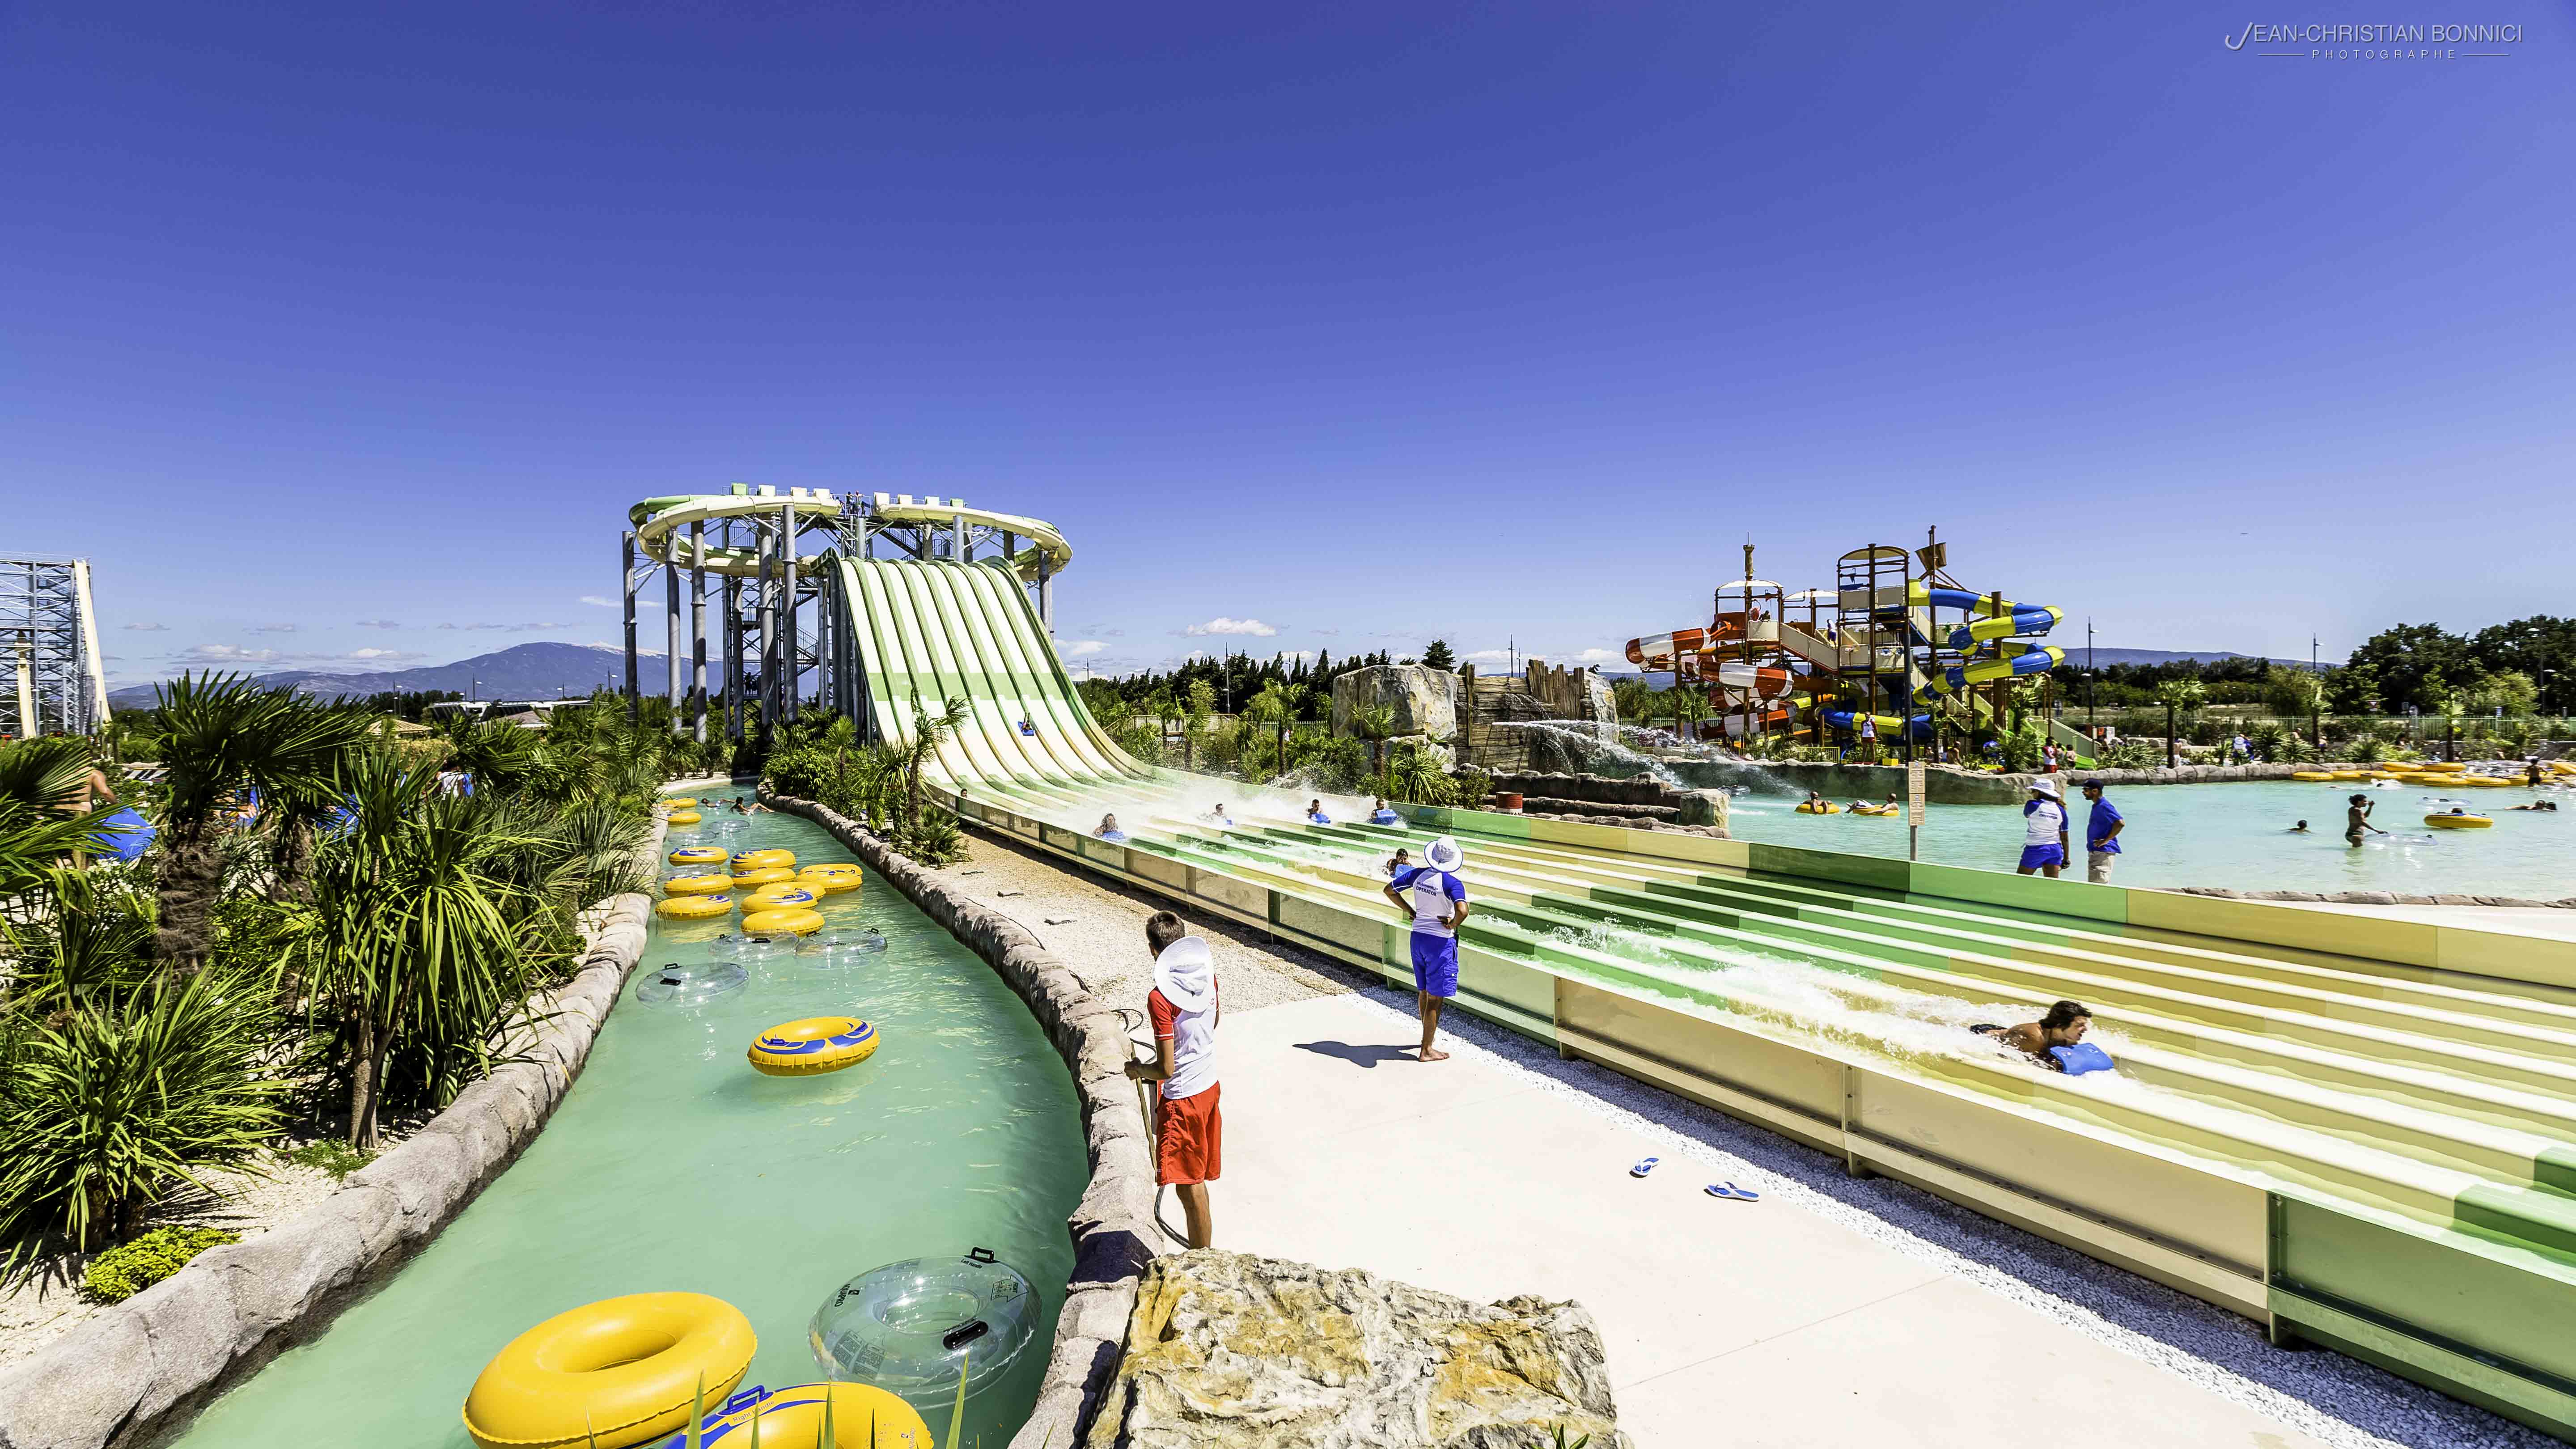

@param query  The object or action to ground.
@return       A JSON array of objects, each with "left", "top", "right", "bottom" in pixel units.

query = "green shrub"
[
  {"left": 284, "top": 1139, "right": 376, "bottom": 1180},
  {"left": 80, "top": 1225, "right": 240, "bottom": 1303}
]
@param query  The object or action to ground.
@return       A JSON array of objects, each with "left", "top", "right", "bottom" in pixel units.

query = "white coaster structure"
[{"left": 1, "top": 553, "right": 110, "bottom": 738}]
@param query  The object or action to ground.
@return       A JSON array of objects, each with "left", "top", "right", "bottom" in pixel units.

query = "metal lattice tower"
[{"left": 0, "top": 554, "right": 110, "bottom": 738}]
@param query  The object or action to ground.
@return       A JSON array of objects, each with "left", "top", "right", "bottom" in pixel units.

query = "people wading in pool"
[
  {"left": 1385, "top": 835, "right": 1470, "bottom": 1062},
  {"left": 2017, "top": 779, "right": 2069, "bottom": 877},
  {"left": 1971, "top": 1000, "right": 2093, "bottom": 1071},
  {"left": 1125, "top": 912, "right": 1220, "bottom": 1248},
  {"left": 2346, "top": 792, "right": 2386, "bottom": 847},
  {"left": 2080, "top": 780, "right": 2123, "bottom": 884}
]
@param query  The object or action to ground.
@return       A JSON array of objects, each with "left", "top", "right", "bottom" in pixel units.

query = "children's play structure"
[{"left": 1624, "top": 538, "right": 2096, "bottom": 763}]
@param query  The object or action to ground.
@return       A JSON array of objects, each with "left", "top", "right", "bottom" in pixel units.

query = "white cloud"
[
  {"left": 173, "top": 644, "right": 281, "bottom": 664},
  {"left": 580, "top": 595, "right": 616, "bottom": 608},
  {"left": 123, "top": 622, "right": 168, "bottom": 632},
  {"left": 1462, "top": 649, "right": 1513, "bottom": 665},
  {"left": 355, "top": 619, "right": 400, "bottom": 629},
  {"left": 441, "top": 623, "right": 511, "bottom": 631},
  {"left": 1312, "top": 628, "right": 1341, "bottom": 637},
  {"left": 250, "top": 623, "right": 298, "bottom": 634},
  {"left": 512, "top": 622, "right": 571, "bottom": 631},
  {"left": 1060, "top": 640, "right": 1107, "bottom": 657},
  {"left": 1569, "top": 648, "right": 1621, "bottom": 665},
  {"left": 343, "top": 648, "right": 426, "bottom": 662},
  {"left": 1181, "top": 617, "right": 1278, "bottom": 637}
]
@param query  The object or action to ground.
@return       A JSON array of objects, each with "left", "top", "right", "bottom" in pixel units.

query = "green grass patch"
[
  {"left": 81, "top": 1226, "right": 241, "bottom": 1303},
  {"left": 284, "top": 1140, "right": 377, "bottom": 1179}
]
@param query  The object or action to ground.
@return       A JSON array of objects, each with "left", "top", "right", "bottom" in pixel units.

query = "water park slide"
[{"left": 805, "top": 515, "right": 2576, "bottom": 1439}]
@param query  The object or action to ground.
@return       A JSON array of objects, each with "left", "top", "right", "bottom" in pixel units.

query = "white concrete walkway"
[{"left": 1211, "top": 991, "right": 2332, "bottom": 1449}]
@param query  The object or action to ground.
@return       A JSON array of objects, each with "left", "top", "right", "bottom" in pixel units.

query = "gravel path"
[
  {"left": 921, "top": 830, "right": 1351, "bottom": 1016},
  {"left": 0, "top": 1146, "right": 360, "bottom": 1369},
  {"left": 952, "top": 821, "right": 2543, "bottom": 1449}
]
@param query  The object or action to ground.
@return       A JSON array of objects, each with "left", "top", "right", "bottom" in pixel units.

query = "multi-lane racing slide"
[{"left": 628, "top": 491, "right": 2576, "bottom": 1436}]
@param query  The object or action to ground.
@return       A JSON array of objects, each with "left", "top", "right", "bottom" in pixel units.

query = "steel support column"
[
  {"left": 665, "top": 547, "right": 683, "bottom": 737},
  {"left": 622, "top": 531, "right": 640, "bottom": 721},
  {"left": 723, "top": 572, "right": 743, "bottom": 743},
  {"left": 689, "top": 523, "right": 708, "bottom": 745},
  {"left": 781, "top": 501, "right": 801, "bottom": 721}
]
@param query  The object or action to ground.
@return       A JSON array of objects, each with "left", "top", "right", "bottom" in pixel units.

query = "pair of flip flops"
[{"left": 1628, "top": 1157, "right": 1761, "bottom": 1202}]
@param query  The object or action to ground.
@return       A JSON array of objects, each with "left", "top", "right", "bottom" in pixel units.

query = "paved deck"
[{"left": 1211, "top": 991, "right": 2333, "bottom": 1449}]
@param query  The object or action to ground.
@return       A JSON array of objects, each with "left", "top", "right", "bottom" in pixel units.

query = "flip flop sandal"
[
  {"left": 1705, "top": 1182, "right": 1761, "bottom": 1202},
  {"left": 1630, "top": 1157, "right": 1660, "bottom": 1178}
]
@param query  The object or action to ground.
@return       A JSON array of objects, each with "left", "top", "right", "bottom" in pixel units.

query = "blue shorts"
[
  {"left": 1410, "top": 932, "right": 1459, "bottom": 998},
  {"left": 2019, "top": 843, "right": 2066, "bottom": 871}
]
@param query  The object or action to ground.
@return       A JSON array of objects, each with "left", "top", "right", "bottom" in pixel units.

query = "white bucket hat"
[
  {"left": 2027, "top": 779, "right": 2061, "bottom": 800},
  {"left": 1152, "top": 935, "right": 1216, "bottom": 1013},
  {"left": 1423, "top": 835, "right": 1465, "bottom": 873}
]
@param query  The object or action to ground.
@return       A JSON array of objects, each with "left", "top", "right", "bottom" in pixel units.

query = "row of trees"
[
  {"left": 2034, "top": 616, "right": 2575, "bottom": 718},
  {"left": 0, "top": 676, "right": 687, "bottom": 1267}
]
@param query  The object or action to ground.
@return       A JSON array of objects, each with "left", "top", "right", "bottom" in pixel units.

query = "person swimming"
[
  {"left": 2508, "top": 801, "right": 2560, "bottom": 813},
  {"left": 2289, "top": 820, "right": 2309, "bottom": 833},
  {"left": 1970, "top": 1000, "right": 2093, "bottom": 1072}
]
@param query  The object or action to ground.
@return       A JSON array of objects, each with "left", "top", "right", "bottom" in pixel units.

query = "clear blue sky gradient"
[{"left": 6, "top": 3, "right": 2570, "bottom": 684}]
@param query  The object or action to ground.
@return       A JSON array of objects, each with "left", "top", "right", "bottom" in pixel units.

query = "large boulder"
[
  {"left": 1332, "top": 666, "right": 1459, "bottom": 745},
  {"left": 1085, "top": 1250, "right": 1631, "bottom": 1449},
  {"left": 1580, "top": 671, "right": 1618, "bottom": 732},
  {"left": 1674, "top": 788, "right": 1730, "bottom": 829}
]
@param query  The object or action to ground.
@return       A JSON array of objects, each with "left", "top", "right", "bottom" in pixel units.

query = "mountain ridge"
[{"left": 106, "top": 641, "right": 674, "bottom": 709}]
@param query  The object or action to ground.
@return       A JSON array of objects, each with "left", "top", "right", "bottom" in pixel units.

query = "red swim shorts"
[{"left": 1155, "top": 1082, "right": 1222, "bottom": 1186}]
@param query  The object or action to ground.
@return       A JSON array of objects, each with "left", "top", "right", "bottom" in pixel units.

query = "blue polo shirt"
[{"left": 2087, "top": 796, "right": 2123, "bottom": 855}]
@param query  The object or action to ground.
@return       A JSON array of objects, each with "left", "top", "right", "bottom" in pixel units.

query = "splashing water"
[{"left": 1493, "top": 720, "right": 1687, "bottom": 789}]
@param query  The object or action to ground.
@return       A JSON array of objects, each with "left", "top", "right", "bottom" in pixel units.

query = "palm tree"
[
  {"left": 148, "top": 674, "right": 372, "bottom": 977},
  {"left": 2153, "top": 679, "right": 2206, "bottom": 770},
  {"left": 0, "top": 737, "right": 111, "bottom": 905},
  {"left": 899, "top": 695, "right": 968, "bottom": 833},
  {"left": 1350, "top": 703, "right": 1399, "bottom": 788}
]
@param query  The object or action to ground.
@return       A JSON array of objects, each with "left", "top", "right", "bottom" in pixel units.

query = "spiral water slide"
[{"left": 643, "top": 495, "right": 2576, "bottom": 1432}]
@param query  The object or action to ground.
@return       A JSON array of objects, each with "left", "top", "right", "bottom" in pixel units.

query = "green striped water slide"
[{"left": 808, "top": 531, "right": 2576, "bottom": 1439}]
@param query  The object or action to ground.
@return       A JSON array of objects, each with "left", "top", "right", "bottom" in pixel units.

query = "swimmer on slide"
[{"left": 1970, "top": 1000, "right": 2093, "bottom": 1072}]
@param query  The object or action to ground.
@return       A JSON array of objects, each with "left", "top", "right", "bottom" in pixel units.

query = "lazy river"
[{"left": 169, "top": 790, "right": 1087, "bottom": 1449}]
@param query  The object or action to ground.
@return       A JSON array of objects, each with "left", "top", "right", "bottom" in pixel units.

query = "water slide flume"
[{"left": 656, "top": 491, "right": 2576, "bottom": 1439}]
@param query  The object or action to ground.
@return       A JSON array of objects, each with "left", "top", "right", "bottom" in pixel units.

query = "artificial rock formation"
[
  {"left": 1331, "top": 665, "right": 1460, "bottom": 746},
  {"left": 1085, "top": 1250, "right": 1631, "bottom": 1449}
]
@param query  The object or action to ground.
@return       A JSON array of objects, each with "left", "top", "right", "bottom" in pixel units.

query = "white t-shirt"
[
  {"left": 1148, "top": 983, "right": 1219, "bottom": 1101},
  {"left": 1397, "top": 866, "right": 1466, "bottom": 938},
  {"left": 2024, "top": 799, "right": 2066, "bottom": 845}
]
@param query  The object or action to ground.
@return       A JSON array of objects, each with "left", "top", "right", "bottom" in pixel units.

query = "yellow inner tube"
[
  {"left": 731, "top": 848, "right": 796, "bottom": 872},
  {"left": 1795, "top": 802, "right": 1840, "bottom": 814},
  {"left": 668, "top": 847, "right": 727, "bottom": 867},
  {"left": 2424, "top": 813, "right": 2492, "bottom": 829},
  {"left": 662, "top": 873, "right": 735, "bottom": 896},
  {"left": 796, "top": 872, "right": 862, "bottom": 896},
  {"left": 747, "top": 1016, "right": 881, "bottom": 1076},
  {"left": 665, "top": 810, "right": 702, "bottom": 825},
  {"left": 742, "top": 885, "right": 820, "bottom": 911},
  {"left": 656, "top": 894, "right": 734, "bottom": 919},
  {"left": 799, "top": 862, "right": 864, "bottom": 880},
  {"left": 690, "top": 1383, "right": 927, "bottom": 1448},
  {"left": 742, "top": 906, "right": 826, "bottom": 936},
  {"left": 661, "top": 797, "right": 698, "bottom": 808},
  {"left": 730, "top": 865, "right": 797, "bottom": 888},
  {"left": 2290, "top": 771, "right": 2338, "bottom": 782},
  {"left": 462, "top": 1291, "right": 755, "bottom": 1449}
]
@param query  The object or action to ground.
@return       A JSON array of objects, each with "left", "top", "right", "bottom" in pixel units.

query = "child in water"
[{"left": 2289, "top": 820, "right": 2309, "bottom": 833}]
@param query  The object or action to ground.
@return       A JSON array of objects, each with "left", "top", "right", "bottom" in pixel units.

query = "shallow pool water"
[
  {"left": 170, "top": 791, "right": 1087, "bottom": 1449},
  {"left": 1724, "top": 776, "right": 2576, "bottom": 898}
]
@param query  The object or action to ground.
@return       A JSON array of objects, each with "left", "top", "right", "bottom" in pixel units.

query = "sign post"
[{"left": 1907, "top": 760, "right": 1926, "bottom": 862}]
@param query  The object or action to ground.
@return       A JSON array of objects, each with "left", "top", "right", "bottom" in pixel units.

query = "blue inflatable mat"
[{"left": 2050, "top": 1042, "right": 2116, "bottom": 1076}]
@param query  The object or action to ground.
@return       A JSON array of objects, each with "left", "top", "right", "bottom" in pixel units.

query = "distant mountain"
[{"left": 107, "top": 642, "right": 673, "bottom": 710}]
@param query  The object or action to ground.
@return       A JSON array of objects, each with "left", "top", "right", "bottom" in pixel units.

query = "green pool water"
[
  {"left": 1724, "top": 776, "right": 2576, "bottom": 898},
  {"left": 169, "top": 792, "right": 1087, "bottom": 1449}
]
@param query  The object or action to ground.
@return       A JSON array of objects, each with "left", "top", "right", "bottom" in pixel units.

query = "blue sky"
[{"left": 5, "top": 3, "right": 2570, "bottom": 685}]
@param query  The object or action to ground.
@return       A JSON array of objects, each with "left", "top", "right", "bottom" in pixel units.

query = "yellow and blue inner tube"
[
  {"left": 668, "top": 846, "right": 728, "bottom": 867},
  {"left": 462, "top": 1291, "right": 754, "bottom": 1449},
  {"left": 741, "top": 885, "right": 819, "bottom": 911},
  {"left": 730, "top": 865, "right": 797, "bottom": 888},
  {"left": 656, "top": 894, "right": 733, "bottom": 920},
  {"left": 742, "top": 906, "right": 826, "bottom": 936},
  {"left": 732, "top": 847, "right": 796, "bottom": 873},
  {"left": 672, "top": 1383, "right": 928, "bottom": 1449},
  {"left": 796, "top": 865, "right": 863, "bottom": 895},
  {"left": 1795, "top": 801, "right": 1839, "bottom": 814},
  {"left": 663, "top": 873, "right": 734, "bottom": 896},
  {"left": 748, "top": 1016, "right": 879, "bottom": 1076}
]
